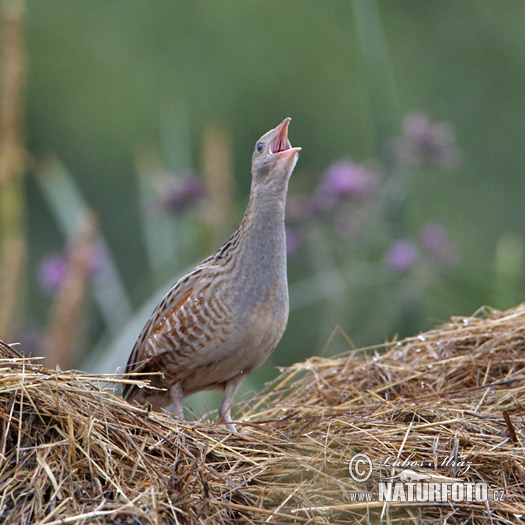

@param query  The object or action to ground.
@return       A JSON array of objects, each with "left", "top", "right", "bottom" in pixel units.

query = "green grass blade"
[{"left": 36, "top": 156, "right": 132, "bottom": 336}]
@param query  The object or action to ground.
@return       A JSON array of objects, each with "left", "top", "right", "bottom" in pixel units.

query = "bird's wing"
[
  {"left": 125, "top": 272, "right": 202, "bottom": 374},
  {"left": 122, "top": 258, "right": 218, "bottom": 399}
]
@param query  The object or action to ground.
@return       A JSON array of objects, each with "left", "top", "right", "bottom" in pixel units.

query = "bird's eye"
[{"left": 256, "top": 142, "right": 264, "bottom": 152}]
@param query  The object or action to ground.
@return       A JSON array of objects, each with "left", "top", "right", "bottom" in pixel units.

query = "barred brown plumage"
[{"left": 122, "top": 118, "right": 301, "bottom": 431}]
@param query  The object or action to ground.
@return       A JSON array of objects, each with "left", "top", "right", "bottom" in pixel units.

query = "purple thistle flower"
[
  {"left": 396, "top": 112, "right": 461, "bottom": 169},
  {"left": 320, "top": 160, "right": 379, "bottom": 201},
  {"left": 38, "top": 245, "right": 107, "bottom": 294},
  {"left": 421, "top": 223, "right": 457, "bottom": 266},
  {"left": 159, "top": 172, "right": 206, "bottom": 214},
  {"left": 386, "top": 239, "right": 419, "bottom": 272},
  {"left": 39, "top": 255, "right": 67, "bottom": 293}
]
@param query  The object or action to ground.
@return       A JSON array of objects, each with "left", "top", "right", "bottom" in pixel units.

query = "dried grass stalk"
[
  {"left": 1, "top": 304, "right": 525, "bottom": 523},
  {"left": 42, "top": 211, "right": 98, "bottom": 369},
  {"left": 0, "top": 0, "right": 26, "bottom": 341},
  {"left": 202, "top": 123, "right": 234, "bottom": 243}
]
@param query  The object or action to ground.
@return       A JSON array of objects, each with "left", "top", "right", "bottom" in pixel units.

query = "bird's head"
[{"left": 251, "top": 118, "right": 301, "bottom": 189}]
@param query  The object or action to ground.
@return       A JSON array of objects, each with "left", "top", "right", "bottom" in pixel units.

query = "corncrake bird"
[{"left": 122, "top": 118, "right": 301, "bottom": 431}]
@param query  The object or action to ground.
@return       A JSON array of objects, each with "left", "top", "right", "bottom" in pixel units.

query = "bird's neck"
[
  {"left": 231, "top": 182, "right": 288, "bottom": 283},
  {"left": 244, "top": 181, "right": 287, "bottom": 241},
  {"left": 248, "top": 180, "right": 287, "bottom": 220}
]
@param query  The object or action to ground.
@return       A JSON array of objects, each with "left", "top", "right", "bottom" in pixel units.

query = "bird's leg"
[
  {"left": 169, "top": 382, "right": 185, "bottom": 420},
  {"left": 218, "top": 375, "right": 245, "bottom": 432}
]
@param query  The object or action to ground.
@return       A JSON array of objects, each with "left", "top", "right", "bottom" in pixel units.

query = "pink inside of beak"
[{"left": 270, "top": 118, "right": 292, "bottom": 154}]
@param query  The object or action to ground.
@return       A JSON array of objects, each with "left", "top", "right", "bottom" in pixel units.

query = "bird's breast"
[{"left": 237, "top": 280, "right": 289, "bottom": 349}]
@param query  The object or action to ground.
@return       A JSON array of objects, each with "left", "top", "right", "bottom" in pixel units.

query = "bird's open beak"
[{"left": 270, "top": 118, "right": 302, "bottom": 157}]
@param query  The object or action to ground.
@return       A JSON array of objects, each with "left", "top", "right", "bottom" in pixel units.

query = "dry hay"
[{"left": 1, "top": 304, "right": 525, "bottom": 524}]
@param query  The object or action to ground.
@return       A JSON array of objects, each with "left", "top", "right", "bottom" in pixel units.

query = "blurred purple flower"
[
  {"left": 38, "top": 245, "right": 107, "bottom": 294},
  {"left": 386, "top": 239, "right": 419, "bottom": 272},
  {"left": 39, "top": 255, "right": 67, "bottom": 293},
  {"left": 396, "top": 112, "right": 461, "bottom": 169},
  {"left": 421, "top": 223, "right": 457, "bottom": 266},
  {"left": 159, "top": 172, "right": 206, "bottom": 214},
  {"left": 286, "top": 227, "right": 300, "bottom": 254},
  {"left": 314, "top": 160, "right": 379, "bottom": 211},
  {"left": 322, "top": 160, "right": 379, "bottom": 199}
]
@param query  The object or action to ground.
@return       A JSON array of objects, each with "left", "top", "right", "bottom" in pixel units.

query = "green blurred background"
[{"left": 3, "top": 0, "right": 524, "bottom": 414}]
